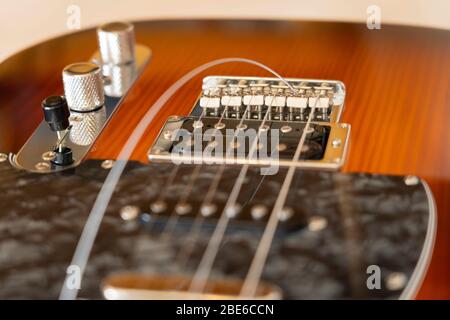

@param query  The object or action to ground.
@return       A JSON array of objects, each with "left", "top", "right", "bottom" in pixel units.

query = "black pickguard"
[{"left": 0, "top": 159, "right": 430, "bottom": 299}]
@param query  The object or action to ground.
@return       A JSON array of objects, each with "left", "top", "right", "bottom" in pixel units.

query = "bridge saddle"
[{"left": 149, "top": 76, "right": 350, "bottom": 170}]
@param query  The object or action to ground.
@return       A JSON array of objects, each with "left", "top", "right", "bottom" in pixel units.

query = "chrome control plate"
[{"left": 11, "top": 45, "right": 151, "bottom": 173}]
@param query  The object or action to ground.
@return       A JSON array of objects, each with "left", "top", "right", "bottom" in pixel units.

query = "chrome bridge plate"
[{"left": 148, "top": 116, "right": 350, "bottom": 170}]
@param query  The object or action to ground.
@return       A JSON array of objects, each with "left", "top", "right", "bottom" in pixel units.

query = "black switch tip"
[{"left": 42, "top": 95, "right": 70, "bottom": 132}]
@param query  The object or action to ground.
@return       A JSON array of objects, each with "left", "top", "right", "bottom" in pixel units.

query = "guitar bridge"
[{"left": 148, "top": 76, "right": 350, "bottom": 169}]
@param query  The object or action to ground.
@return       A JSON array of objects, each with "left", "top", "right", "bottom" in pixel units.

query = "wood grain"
[{"left": 0, "top": 20, "right": 448, "bottom": 299}]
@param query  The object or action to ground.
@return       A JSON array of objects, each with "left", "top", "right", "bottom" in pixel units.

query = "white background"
[{"left": 1, "top": 0, "right": 449, "bottom": 62}]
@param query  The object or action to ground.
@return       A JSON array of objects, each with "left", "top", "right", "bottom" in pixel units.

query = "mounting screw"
[
  {"left": 236, "top": 124, "right": 248, "bottom": 131},
  {"left": 225, "top": 204, "right": 241, "bottom": 218},
  {"left": 305, "top": 127, "right": 315, "bottom": 134},
  {"left": 214, "top": 123, "right": 226, "bottom": 130},
  {"left": 42, "top": 151, "right": 56, "bottom": 161},
  {"left": 386, "top": 272, "right": 407, "bottom": 291},
  {"left": 35, "top": 162, "right": 50, "bottom": 171},
  {"left": 163, "top": 130, "right": 172, "bottom": 140},
  {"left": 332, "top": 138, "right": 341, "bottom": 148},
  {"left": 0, "top": 153, "right": 7, "bottom": 163},
  {"left": 101, "top": 159, "right": 115, "bottom": 169},
  {"left": 175, "top": 202, "right": 192, "bottom": 215},
  {"left": 308, "top": 216, "right": 328, "bottom": 231},
  {"left": 200, "top": 203, "right": 217, "bottom": 217},
  {"left": 251, "top": 204, "right": 268, "bottom": 220},
  {"left": 276, "top": 143, "right": 287, "bottom": 152},
  {"left": 404, "top": 175, "right": 419, "bottom": 186},
  {"left": 193, "top": 120, "right": 203, "bottom": 129},
  {"left": 150, "top": 200, "right": 167, "bottom": 213},
  {"left": 277, "top": 207, "right": 293, "bottom": 221},
  {"left": 120, "top": 205, "right": 139, "bottom": 221},
  {"left": 280, "top": 125, "right": 292, "bottom": 133},
  {"left": 168, "top": 115, "right": 181, "bottom": 122}
]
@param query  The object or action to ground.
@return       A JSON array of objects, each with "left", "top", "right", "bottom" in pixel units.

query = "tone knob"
[
  {"left": 62, "top": 62, "right": 105, "bottom": 112},
  {"left": 69, "top": 107, "right": 107, "bottom": 146},
  {"left": 97, "top": 22, "right": 135, "bottom": 65}
]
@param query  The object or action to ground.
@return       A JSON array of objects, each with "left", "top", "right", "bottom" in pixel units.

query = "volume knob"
[
  {"left": 62, "top": 62, "right": 105, "bottom": 112},
  {"left": 97, "top": 22, "right": 135, "bottom": 65}
]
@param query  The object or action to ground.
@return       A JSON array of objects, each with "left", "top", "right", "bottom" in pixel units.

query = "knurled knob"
[
  {"left": 62, "top": 62, "right": 105, "bottom": 112},
  {"left": 97, "top": 21, "right": 135, "bottom": 65}
]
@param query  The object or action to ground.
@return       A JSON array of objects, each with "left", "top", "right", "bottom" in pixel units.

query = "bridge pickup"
[{"left": 148, "top": 116, "right": 350, "bottom": 170}]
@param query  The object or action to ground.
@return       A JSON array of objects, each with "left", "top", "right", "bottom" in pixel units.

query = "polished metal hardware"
[{"left": 12, "top": 22, "right": 151, "bottom": 173}]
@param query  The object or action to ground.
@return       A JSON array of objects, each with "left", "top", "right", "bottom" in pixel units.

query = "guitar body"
[{"left": 0, "top": 20, "right": 448, "bottom": 299}]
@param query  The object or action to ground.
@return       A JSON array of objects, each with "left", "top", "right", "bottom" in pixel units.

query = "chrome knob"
[
  {"left": 69, "top": 107, "right": 107, "bottom": 146},
  {"left": 97, "top": 22, "right": 135, "bottom": 65},
  {"left": 62, "top": 62, "right": 105, "bottom": 112},
  {"left": 101, "top": 62, "right": 136, "bottom": 97}
]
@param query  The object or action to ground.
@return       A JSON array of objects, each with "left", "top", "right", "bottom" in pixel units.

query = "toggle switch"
[
  {"left": 41, "top": 95, "right": 73, "bottom": 166},
  {"left": 42, "top": 95, "right": 70, "bottom": 132}
]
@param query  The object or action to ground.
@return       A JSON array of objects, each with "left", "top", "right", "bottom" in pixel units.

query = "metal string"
[
  {"left": 173, "top": 94, "right": 258, "bottom": 268},
  {"left": 239, "top": 93, "right": 319, "bottom": 297},
  {"left": 188, "top": 94, "right": 277, "bottom": 294},
  {"left": 60, "top": 57, "right": 295, "bottom": 300},
  {"left": 159, "top": 101, "right": 229, "bottom": 238}
]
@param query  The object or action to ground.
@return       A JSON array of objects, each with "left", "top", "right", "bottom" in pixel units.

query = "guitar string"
[
  {"left": 173, "top": 94, "right": 258, "bottom": 269},
  {"left": 188, "top": 93, "right": 277, "bottom": 294},
  {"left": 239, "top": 92, "right": 320, "bottom": 297},
  {"left": 165, "top": 100, "right": 255, "bottom": 293},
  {"left": 59, "top": 57, "right": 294, "bottom": 300},
  {"left": 158, "top": 99, "right": 230, "bottom": 238},
  {"left": 142, "top": 103, "right": 211, "bottom": 234}
]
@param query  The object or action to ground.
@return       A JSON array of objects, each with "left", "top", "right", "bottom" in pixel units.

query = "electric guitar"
[{"left": 0, "top": 20, "right": 448, "bottom": 300}]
